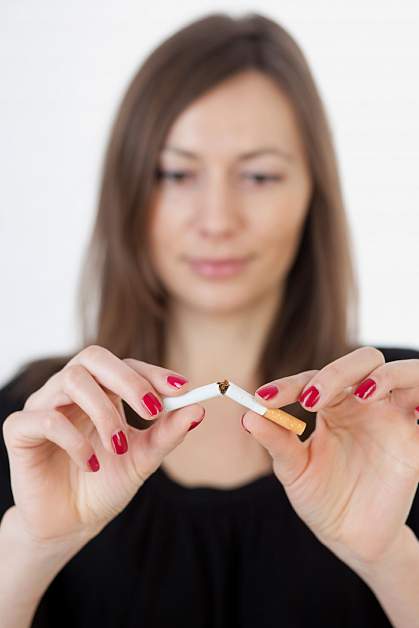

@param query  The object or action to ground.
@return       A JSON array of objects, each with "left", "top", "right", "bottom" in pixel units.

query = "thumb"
[
  {"left": 242, "top": 410, "right": 311, "bottom": 489},
  {"left": 129, "top": 404, "right": 206, "bottom": 475}
]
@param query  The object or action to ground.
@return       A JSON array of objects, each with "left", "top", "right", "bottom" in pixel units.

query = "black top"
[{"left": 1, "top": 346, "right": 419, "bottom": 628}]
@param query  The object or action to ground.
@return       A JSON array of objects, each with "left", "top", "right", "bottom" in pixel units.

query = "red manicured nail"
[
  {"left": 299, "top": 385, "right": 320, "bottom": 408},
  {"left": 167, "top": 375, "right": 188, "bottom": 388},
  {"left": 354, "top": 378, "right": 376, "bottom": 400},
  {"left": 415, "top": 406, "right": 419, "bottom": 413},
  {"left": 112, "top": 430, "right": 128, "bottom": 455},
  {"left": 188, "top": 412, "right": 205, "bottom": 432},
  {"left": 256, "top": 384, "right": 278, "bottom": 400},
  {"left": 88, "top": 453, "right": 100, "bottom": 472},
  {"left": 241, "top": 413, "right": 251, "bottom": 433},
  {"left": 142, "top": 392, "right": 163, "bottom": 416}
]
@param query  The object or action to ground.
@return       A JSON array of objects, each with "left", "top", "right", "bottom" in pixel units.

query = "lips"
[
  {"left": 186, "top": 256, "right": 252, "bottom": 278},
  {"left": 187, "top": 256, "right": 250, "bottom": 264}
]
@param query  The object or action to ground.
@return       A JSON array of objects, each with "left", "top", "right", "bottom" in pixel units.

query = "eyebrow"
[{"left": 162, "top": 145, "right": 294, "bottom": 162}]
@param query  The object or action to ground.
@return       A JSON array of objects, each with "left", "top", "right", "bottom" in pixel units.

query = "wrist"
[
  {"left": 1, "top": 506, "right": 98, "bottom": 559},
  {"left": 349, "top": 525, "right": 419, "bottom": 586},
  {"left": 0, "top": 505, "right": 95, "bottom": 613}
]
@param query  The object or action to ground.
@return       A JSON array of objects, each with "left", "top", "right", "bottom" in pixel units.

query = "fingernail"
[
  {"left": 241, "top": 413, "right": 251, "bottom": 433},
  {"left": 188, "top": 412, "right": 205, "bottom": 432},
  {"left": 112, "top": 430, "right": 128, "bottom": 455},
  {"left": 88, "top": 453, "right": 100, "bottom": 472},
  {"left": 299, "top": 385, "right": 320, "bottom": 408},
  {"left": 354, "top": 378, "right": 376, "bottom": 400},
  {"left": 415, "top": 406, "right": 419, "bottom": 413},
  {"left": 167, "top": 375, "right": 188, "bottom": 389},
  {"left": 256, "top": 384, "right": 278, "bottom": 400},
  {"left": 142, "top": 392, "right": 163, "bottom": 416}
]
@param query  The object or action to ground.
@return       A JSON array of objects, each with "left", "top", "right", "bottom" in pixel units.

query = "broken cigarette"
[{"left": 162, "top": 379, "right": 306, "bottom": 436}]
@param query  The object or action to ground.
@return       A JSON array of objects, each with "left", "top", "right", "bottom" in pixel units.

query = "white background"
[{"left": 1, "top": 0, "right": 418, "bottom": 386}]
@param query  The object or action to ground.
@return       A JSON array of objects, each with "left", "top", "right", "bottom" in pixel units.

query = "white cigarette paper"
[
  {"left": 162, "top": 380, "right": 306, "bottom": 436},
  {"left": 162, "top": 382, "right": 222, "bottom": 411}
]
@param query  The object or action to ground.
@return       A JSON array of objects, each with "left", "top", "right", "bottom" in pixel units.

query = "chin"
[{"left": 171, "top": 284, "right": 259, "bottom": 314}]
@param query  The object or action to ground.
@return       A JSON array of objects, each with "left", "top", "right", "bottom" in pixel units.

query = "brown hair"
[{"left": 6, "top": 12, "right": 360, "bottom": 439}]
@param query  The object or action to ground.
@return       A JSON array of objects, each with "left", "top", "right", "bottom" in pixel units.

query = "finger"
[
  {"left": 3, "top": 409, "right": 100, "bottom": 473},
  {"left": 352, "top": 359, "right": 419, "bottom": 404},
  {"left": 382, "top": 384, "right": 419, "bottom": 416},
  {"left": 27, "top": 365, "right": 130, "bottom": 456},
  {"left": 25, "top": 345, "right": 165, "bottom": 421},
  {"left": 240, "top": 409, "right": 310, "bottom": 489},
  {"left": 122, "top": 358, "right": 190, "bottom": 397},
  {"left": 129, "top": 403, "right": 206, "bottom": 475},
  {"left": 254, "top": 370, "right": 319, "bottom": 405},
  {"left": 296, "top": 346, "right": 386, "bottom": 411}
]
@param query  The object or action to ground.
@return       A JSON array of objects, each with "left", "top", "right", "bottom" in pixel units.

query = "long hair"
[{"left": 6, "top": 12, "right": 360, "bottom": 439}]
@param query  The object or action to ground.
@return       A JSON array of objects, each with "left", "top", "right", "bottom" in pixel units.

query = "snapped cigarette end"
[
  {"left": 217, "top": 379, "right": 230, "bottom": 394},
  {"left": 263, "top": 408, "right": 306, "bottom": 436}
]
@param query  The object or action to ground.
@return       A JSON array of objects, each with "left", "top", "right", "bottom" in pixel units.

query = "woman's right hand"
[{"left": 2, "top": 345, "right": 204, "bottom": 548}]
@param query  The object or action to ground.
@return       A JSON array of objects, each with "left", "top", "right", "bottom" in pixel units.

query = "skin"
[
  {"left": 247, "top": 349, "right": 419, "bottom": 578},
  {"left": 148, "top": 69, "right": 313, "bottom": 487}
]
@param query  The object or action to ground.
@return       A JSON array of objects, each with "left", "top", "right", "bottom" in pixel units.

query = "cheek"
[
  {"left": 148, "top": 206, "right": 185, "bottom": 274},
  {"left": 256, "top": 195, "right": 308, "bottom": 267},
  {"left": 258, "top": 207, "right": 306, "bottom": 246}
]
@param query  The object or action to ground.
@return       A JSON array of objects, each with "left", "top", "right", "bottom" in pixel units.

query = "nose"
[{"left": 195, "top": 173, "right": 243, "bottom": 239}]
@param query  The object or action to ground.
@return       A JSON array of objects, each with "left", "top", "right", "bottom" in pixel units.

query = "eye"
[
  {"left": 242, "top": 173, "right": 284, "bottom": 185},
  {"left": 155, "top": 169, "right": 194, "bottom": 183}
]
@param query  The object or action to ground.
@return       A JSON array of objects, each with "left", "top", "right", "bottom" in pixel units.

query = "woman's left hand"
[{"left": 243, "top": 346, "right": 419, "bottom": 572}]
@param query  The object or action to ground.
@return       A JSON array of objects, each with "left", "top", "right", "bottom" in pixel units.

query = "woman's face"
[{"left": 149, "top": 69, "right": 313, "bottom": 314}]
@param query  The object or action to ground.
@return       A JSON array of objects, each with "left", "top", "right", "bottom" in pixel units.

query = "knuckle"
[
  {"left": 82, "top": 344, "right": 108, "bottom": 361},
  {"left": 2, "top": 411, "right": 20, "bottom": 437},
  {"left": 23, "top": 392, "right": 36, "bottom": 409},
  {"left": 363, "top": 346, "right": 385, "bottom": 364},
  {"left": 375, "top": 366, "right": 390, "bottom": 389},
  {"left": 63, "top": 364, "right": 87, "bottom": 389},
  {"left": 300, "top": 369, "right": 319, "bottom": 382},
  {"left": 322, "top": 362, "right": 343, "bottom": 381},
  {"left": 41, "top": 411, "right": 60, "bottom": 433}
]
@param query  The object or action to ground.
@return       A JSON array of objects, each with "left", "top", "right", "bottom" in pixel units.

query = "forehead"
[{"left": 163, "top": 70, "right": 304, "bottom": 159}]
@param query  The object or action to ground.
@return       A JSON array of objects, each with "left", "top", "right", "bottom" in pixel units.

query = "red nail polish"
[
  {"left": 112, "top": 430, "right": 128, "bottom": 454},
  {"left": 299, "top": 386, "right": 320, "bottom": 408},
  {"left": 188, "top": 412, "right": 205, "bottom": 432},
  {"left": 88, "top": 453, "right": 100, "bottom": 472},
  {"left": 167, "top": 375, "right": 188, "bottom": 389},
  {"left": 241, "top": 413, "right": 251, "bottom": 433},
  {"left": 354, "top": 378, "right": 376, "bottom": 400},
  {"left": 256, "top": 385, "right": 278, "bottom": 400},
  {"left": 415, "top": 406, "right": 419, "bottom": 413},
  {"left": 142, "top": 392, "right": 162, "bottom": 416}
]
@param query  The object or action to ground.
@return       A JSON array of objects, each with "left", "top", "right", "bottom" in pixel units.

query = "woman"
[{"left": 1, "top": 11, "right": 418, "bottom": 628}]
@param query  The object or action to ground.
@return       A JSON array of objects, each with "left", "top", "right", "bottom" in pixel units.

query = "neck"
[{"left": 164, "top": 288, "right": 283, "bottom": 390}]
